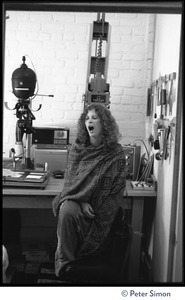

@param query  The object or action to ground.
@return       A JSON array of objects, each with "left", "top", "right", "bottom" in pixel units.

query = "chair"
[{"left": 38, "top": 207, "right": 132, "bottom": 285}]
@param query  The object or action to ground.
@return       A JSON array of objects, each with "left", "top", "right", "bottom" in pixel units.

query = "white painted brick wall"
[{"left": 3, "top": 11, "right": 155, "bottom": 156}]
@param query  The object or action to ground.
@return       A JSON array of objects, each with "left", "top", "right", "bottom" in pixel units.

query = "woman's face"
[{"left": 85, "top": 109, "right": 103, "bottom": 145}]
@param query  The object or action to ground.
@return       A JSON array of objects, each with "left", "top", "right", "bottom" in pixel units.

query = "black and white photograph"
[{"left": 1, "top": 1, "right": 183, "bottom": 299}]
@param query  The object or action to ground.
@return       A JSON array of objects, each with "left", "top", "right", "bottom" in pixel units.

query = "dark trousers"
[{"left": 55, "top": 200, "right": 91, "bottom": 277}]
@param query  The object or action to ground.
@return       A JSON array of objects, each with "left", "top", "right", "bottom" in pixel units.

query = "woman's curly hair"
[{"left": 76, "top": 103, "right": 122, "bottom": 150}]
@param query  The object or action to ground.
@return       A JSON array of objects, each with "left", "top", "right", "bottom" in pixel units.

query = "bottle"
[{"left": 15, "top": 141, "right": 23, "bottom": 157}]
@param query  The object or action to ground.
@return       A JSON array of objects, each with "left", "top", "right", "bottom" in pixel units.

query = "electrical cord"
[
  {"left": 133, "top": 138, "right": 149, "bottom": 159},
  {"left": 133, "top": 138, "right": 153, "bottom": 183},
  {"left": 24, "top": 54, "right": 39, "bottom": 100},
  {"left": 139, "top": 160, "right": 151, "bottom": 182},
  {"left": 138, "top": 155, "right": 154, "bottom": 182}
]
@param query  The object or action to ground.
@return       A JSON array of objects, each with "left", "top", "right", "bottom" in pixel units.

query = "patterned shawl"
[{"left": 52, "top": 141, "right": 126, "bottom": 257}]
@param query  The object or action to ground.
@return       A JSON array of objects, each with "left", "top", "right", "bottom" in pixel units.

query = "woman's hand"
[{"left": 80, "top": 202, "right": 95, "bottom": 219}]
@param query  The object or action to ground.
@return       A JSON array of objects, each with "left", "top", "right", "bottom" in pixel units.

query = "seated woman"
[{"left": 52, "top": 103, "right": 126, "bottom": 277}]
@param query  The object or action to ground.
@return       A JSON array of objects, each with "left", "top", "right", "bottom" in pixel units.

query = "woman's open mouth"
[{"left": 88, "top": 125, "right": 94, "bottom": 133}]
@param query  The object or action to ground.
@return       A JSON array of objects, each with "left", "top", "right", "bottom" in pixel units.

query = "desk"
[{"left": 3, "top": 177, "right": 157, "bottom": 283}]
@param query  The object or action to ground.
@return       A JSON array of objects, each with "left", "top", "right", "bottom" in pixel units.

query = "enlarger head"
[{"left": 11, "top": 56, "right": 36, "bottom": 100}]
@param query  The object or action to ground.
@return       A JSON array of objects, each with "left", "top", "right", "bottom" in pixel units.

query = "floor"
[
  {"left": 11, "top": 272, "right": 37, "bottom": 284},
  {"left": 5, "top": 260, "right": 152, "bottom": 286}
]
